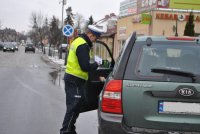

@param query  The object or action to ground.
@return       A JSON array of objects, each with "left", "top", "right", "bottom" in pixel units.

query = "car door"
[{"left": 80, "top": 40, "right": 115, "bottom": 113}]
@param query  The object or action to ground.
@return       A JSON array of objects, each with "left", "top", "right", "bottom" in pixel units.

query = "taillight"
[{"left": 101, "top": 80, "right": 122, "bottom": 114}]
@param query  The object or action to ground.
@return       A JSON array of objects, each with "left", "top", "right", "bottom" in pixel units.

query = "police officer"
[{"left": 60, "top": 25, "right": 104, "bottom": 134}]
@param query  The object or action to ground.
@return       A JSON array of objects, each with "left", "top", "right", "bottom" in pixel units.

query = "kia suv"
[{"left": 97, "top": 33, "right": 200, "bottom": 134}]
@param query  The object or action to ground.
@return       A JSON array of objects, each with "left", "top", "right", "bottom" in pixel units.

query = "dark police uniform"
[{"left": 60, "top": 34, "right": 98, "bottom": 134}]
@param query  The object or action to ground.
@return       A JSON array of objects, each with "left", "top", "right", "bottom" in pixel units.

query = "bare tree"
[
  {"left": 0, "top": 20, "right": 2, "bottom": 29},
  {"left": 49, "top": 16, "right": 62, "bottom": 57},
  {"left": 30, "top": 11, "right": 50, "bottom": 53},
  {"left": 83, "top": 15, "right": 94, "bottom": 33},
  {"left": 74, "top": 13, "right": 86, "bottom": 33},
  {"left": 49, "top": 16, "right": 62, "bottom": 46},
  {"left": 30, "top": 12, "right": 44, "bottom": 28}
]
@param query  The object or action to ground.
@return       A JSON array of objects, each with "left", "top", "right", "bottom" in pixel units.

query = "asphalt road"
[{"left": 0, "top": 46, "right": 98, "bottom": 134}]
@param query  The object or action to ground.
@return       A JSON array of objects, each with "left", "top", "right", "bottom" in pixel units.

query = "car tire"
[{"left": 98, "top": 127, "right": 103, "bottom": 134}]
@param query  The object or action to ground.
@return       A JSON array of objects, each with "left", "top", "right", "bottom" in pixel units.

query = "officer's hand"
[
  {"left": 99, "top": 76, "right": 106, "bottom": 82},
  {"left": 96, "top": 61, "right": 102, "bottom": 66}
]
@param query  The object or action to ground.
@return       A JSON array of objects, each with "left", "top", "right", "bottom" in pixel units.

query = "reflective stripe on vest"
[{"left": 65, "top": 37, "right": 89, "bottom": 80}]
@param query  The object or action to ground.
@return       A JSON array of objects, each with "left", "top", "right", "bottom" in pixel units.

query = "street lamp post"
[
  {"left": 32, "top": 18, "right": 38, "bottom": 47},
  {"left": 175, "top": 18, "right": 178, "bottom": 37},
  {"left": 174, "top": 12, "right": 179, "bottom": 37},
  {"left": 38, "top": 28, "right": 45, "bottom": 54},
  {"left": 61, "top": 0, "right": 65, "bottom": 29},
  {"left": 64, "top": 7, "right": 72, "bottom": 65},
  {"left": 65, "top": 7, "right": 72, "bottom": 44},
  {"left": 59, "top": 0, "right": 66, "bottom": 59}
]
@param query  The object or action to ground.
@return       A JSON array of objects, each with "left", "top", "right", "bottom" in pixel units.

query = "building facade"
[{"left": 113, "top": 0, "right": 200, "bottom": 59}]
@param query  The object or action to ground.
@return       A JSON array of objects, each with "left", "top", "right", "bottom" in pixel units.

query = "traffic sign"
[{"left": 62, "top": 24, "right": 74, "bottom": 37}]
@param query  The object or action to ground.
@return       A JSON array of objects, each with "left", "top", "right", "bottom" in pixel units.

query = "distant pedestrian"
[{"left": 60, "top": 24, "right": 104, "bottom": 134}]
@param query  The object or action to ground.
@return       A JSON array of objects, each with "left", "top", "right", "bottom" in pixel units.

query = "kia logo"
[{"left": 179, "top": 88, "right": 195, "bottom": 96}]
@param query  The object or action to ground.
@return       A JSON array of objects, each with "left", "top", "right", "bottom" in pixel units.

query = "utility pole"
[
  {"left": 64, "top": 7, "right": 72, "bottom": 65},
  {"left": 175, "top": 12, "right": 179, "bottom": 37},
  {"left": 61, "top": 0, "right": 66, "bottom": 30},
  {"left": 175, "top": 18, "right": 178, "bottom": 37},
  {"left": 32, "top": 18, "right": 38, "bottom": 48},
  {"left": 59, "top": 0, "right": 66, "bottom": 59}
]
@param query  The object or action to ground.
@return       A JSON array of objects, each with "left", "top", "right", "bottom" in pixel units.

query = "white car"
[{"left": 60, "top": 44, "right": 68, "bottom": 52}]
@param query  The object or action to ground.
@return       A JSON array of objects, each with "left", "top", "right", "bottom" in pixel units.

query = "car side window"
[{"left": 91, "top": 41, "right": 113, "bottom": 68}]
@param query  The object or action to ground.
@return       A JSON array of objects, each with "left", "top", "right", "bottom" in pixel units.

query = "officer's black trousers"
[{"left": 60, "top": 73, "right": 86, "bottom": 134}]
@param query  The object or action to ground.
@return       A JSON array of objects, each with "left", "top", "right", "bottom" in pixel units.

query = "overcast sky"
[{"left": 0, "top": 0, "right": 122, "bottom": 33}]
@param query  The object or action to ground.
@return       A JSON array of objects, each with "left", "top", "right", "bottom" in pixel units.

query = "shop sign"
[
  {"left": 157, "top": 0, "right": 170, "bottom": 8},
  {"left": 119, "top": 27, "right": 126, "bottom": 37},
  {"left": 138, "top": 0, "right": 157, "bottom": 13},
  {"left": 170, "top": 0, "right": 200, "bottom": 10},
  {"left": 177, "top": 14, "right": 185, "bottom": 21},
  {"left": 141, "top": 14, "right": 152, "bottom": 24},
  {"left": 128, "top": 7, "right": 137, "bottom": 14},
  {"left": 119, "top": 0, "right": 138, "bottom": 17},
  {"left": 156, "top": 13, "right": 200, "bottom": 22},
  {"left": 132, "top": 15, "right": 142, "bottom": 23}
]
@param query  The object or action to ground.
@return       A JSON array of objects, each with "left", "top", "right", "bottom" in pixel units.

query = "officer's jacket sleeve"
[{"left": 76, "top": 44, "right": 98, "bottom": 72}]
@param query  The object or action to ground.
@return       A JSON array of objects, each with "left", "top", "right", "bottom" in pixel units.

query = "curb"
[{"left": 41, "top": 55, "right": 66, "bottom": 70}]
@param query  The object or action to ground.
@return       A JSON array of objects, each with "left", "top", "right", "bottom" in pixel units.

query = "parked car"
[
  {"left": 0, "top": 42, "right": 4, "bottom": 50},
  {"left": 60, "top": 43, "right": 68, "bottom": 52},
  {"left": 96, "top": 33, "right": 200, "bottom": 134},
  {"left": 12, "top": 42, "right": 18, "bottom": 51},
  {"left": 25, "top": 43, "right": 35, "bottom": 53},
  {"left": 3, "top": 42, "right": 15, "bottom": 52}
]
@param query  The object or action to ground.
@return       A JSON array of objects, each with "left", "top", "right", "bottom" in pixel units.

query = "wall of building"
[
  {"left": 117, "top": 15, "right": 149, "bottom": 40},
  {"left": 117, "top": 10, "right": 200, "bottom": 38},
  {"left": 114, "top": 14, "right": 149, "bottom": 59},
  {"left": 113, "top": 10, "right": 200, "bottom": 59},
  {"left": 152, "top": 10, "right": 200, "bottom": 36}
]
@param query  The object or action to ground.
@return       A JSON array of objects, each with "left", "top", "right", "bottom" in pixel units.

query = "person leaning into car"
[{"left": 60, "top": 24, "right": 104, "bottom": 134}]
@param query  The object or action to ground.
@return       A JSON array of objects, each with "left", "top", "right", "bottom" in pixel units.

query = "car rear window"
[
  {"left": 27, "top": 44, "right": 34, "bottom": 47},
  {"left": 124, "top": 41, "right": 200, "bottom": 83}
]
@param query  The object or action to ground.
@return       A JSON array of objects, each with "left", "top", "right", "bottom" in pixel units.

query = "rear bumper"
[
  {"left": 25, "top": 48, "right": 35, "bottom": 51},
  {"left": 129, "top": 127, "right": 200, "bottom": 134},
  {"left": 3, "top": 49, "right": 14, "bottom": 51},
  {"left": 98, "top": 111, "right": 200, "bottom": 134},
  {"left": 98, "top": 111, "right": 130, "bottom": 134}
]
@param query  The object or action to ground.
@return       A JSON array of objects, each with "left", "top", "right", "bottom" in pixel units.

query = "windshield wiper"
[{"left": 151, "top": 68, "right": 197, "bottom": 82}]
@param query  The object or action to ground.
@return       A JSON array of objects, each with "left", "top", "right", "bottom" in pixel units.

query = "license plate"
[{"left": 159, "top": 101, "right": 200, "bottom": 115}]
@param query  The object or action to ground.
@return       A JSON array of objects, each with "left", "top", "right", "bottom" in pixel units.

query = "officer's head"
[{"left": 86, "top": 25, "right": 104, "bottom": 42}]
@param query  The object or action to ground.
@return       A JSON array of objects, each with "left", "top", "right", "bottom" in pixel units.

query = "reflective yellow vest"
[{"left": 65, "top": 37, "right": 89, "bottom": 80}]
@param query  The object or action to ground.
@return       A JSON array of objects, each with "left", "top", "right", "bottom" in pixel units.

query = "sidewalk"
[
  {"left": 40, "top": 51, "right": 66, "bottom": 70},
  {"left": 48, "top": 55, "right": 66, "bottom": 70},
  {"left": 40, "top": 50, "right": 66, "bottom": 90}
]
